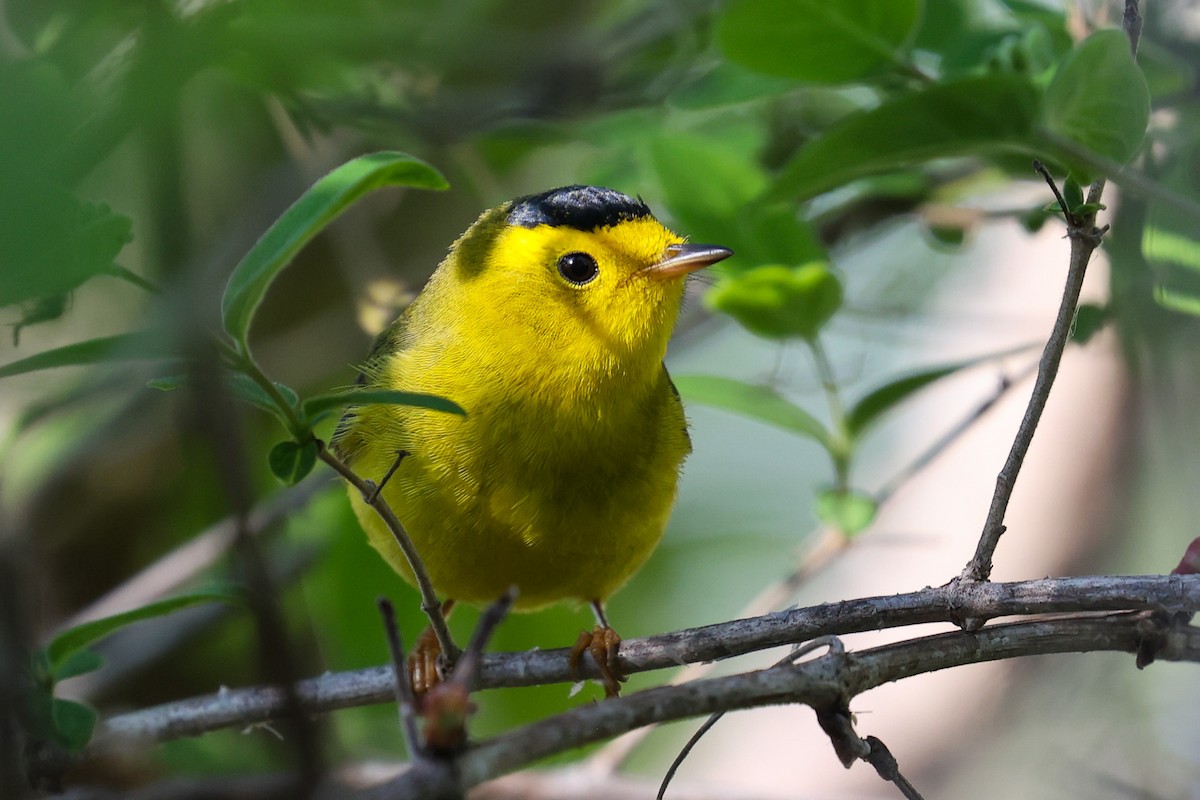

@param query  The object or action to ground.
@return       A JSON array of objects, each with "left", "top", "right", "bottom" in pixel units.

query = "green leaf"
[
  {"left": 668, "top": 61, "right": 796, "bottom": 109},
  {"left": 719, "top": 0, "right": 922, "bottom": 83},
  {"left": 1071, "top": 303, "right": 1110, "bottom": 344},
  {"left": 1062, "top": 176, "right": 1084, "bottom": 213},
  {"left": 769, "top": 74, "right": 1042, "bottom": 201},
  {"left": 0, "top": 331, "right": 174, "bottom": 379},
  {"left": 301, "top": 388, "right": 466, "bottom": 422},
  {"left": 269, "top": 439, "right": 319, "bottom": 485},
  {"left": 673, "top": 374, "right": 834, "bottom": 452},
  {"left": 221, "top": 152, "right": 447, "bottom": 346},
  {"left": 51, "top": 648, "right": 104, "bottom": 682},
  {"left": 0, "top": 186, "right": 133, "bottom": 307},
  {"left": 848, "top": 360, "right": 977, "bottom": 437},
  {"left": 149, "top": 372, "right": 300, "bottom": 420},
  {"left": 1042, "top": 29, "right": 1149, "bottom": 175},
  {"left": 45, "top": 587, "right": 244, "bottom": 674},
  {"left": 51, "top": 698, "right": 97, "bottom": 752},
  {"left": 705, "top": 263, "right": 842, "bottom": 340},
  {"left": 817, "top": 488, "right": 878, "bottom": 536},
  {"left": 652, "top": 132, "right": 768, "bottom": 219}
]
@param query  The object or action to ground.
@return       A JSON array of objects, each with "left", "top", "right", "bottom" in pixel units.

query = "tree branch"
[
  {"left": 361, "top": 614, "right": 1200, "bottom": 799},
  {"left": 960, "top": 163, "right": 1108, "bottom": 584},
  {"left": 92, "top": 573, "right": 1200, "bottom": 746}
]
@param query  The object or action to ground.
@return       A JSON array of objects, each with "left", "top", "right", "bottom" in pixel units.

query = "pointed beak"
[{"left": 646, "top": 243, "right": 734, "bottom": 280}]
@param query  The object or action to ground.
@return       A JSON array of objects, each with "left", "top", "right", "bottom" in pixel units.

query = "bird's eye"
[{"left": 557, "top": 252, "right": 599, "bottom": 286}]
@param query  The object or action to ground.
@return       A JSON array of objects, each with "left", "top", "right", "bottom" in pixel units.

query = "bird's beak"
[{"left": 646, "top": 243, "right": 734, "bottom": 280}]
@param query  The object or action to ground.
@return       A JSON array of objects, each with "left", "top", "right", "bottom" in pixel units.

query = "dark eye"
[{"left": 557, "top": 252, "right": 599, "bottom": 286}]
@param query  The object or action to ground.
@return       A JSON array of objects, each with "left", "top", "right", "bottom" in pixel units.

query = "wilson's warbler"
[{"left": 333, "top": 185, "right": 731, "bottom": 695}]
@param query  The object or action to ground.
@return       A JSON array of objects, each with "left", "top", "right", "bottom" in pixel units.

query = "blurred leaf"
[
  {"left": 926, "top": 224, "right": 967, "bottom": 248},
  {"left": 1071, "top": 303, "right": 1110, "bottom": 344},
  {"left": 221, "top": 152, "right": 447, "bottom": 347},
  {"left": 269, "top": 439, "right": 319, "bottom": 485},
  {"left": 706, "top": 263, "right": 842, "bottom": 340},
  {"left": 51, "top": 648, "right": 104, "bottom": 682},
  {"left": 673, "top": 375, "right": 834, "bottom": 452},
  {"left": 150, "top": 372, "right": 300, "bottom": 421},
  {"left": 652, "top": 132, "right": 768, "bottom": 219},
  {"left": 0, "top": 332, "right": 174, "bottom": 379},
  {"left": 229, "top": 374, "right": 300, "bottom": 415},
  {"left": 1062, "top": 176, "right": 1084, "bottom": 213},
  {"left": 848, "top": 360, "right": 978, "bottom": 437},
  {"left": 51, "top": 698, "right": 97, "bottom": 752},
  {"left": 12, "top": 294, "right": 70, "bottom": 345},
  {"left": 0, "top": 188, "right": 133, "bottom": 307},
  {"left": 1042, "top": 29, "right": 1149, "bottom": 179},
  {"left": 732, "top": 205, "right": 827, "bottom": 274},
  {"left": 770, "top": 74, "right": 1041, "bottom": 201},
  {"left": 816, "top": 488, "right": 877, "bottom": 536},
  {"left": 719, "top": 0, "right": 922, "bottom": 83},
  {"left": 668, "top": 61, "right": 796, "bottom": 109},
  {"left": 45, "top": 586, "right": 245, "bottom": 674},
  {"left": 1153, "top": 282, "right": 1200, "bottom": 317},
  {"left": 301, "top": 388, "right": 465, "bottom": 422}
]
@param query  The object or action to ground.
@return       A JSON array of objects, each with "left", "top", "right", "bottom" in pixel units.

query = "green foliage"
[
  {"left": 816, "top": 489, "right": 877, "bottom": 537},
  {"left": 719, "top": 0, "right": 923, "bottom": 83},
  {"left": 1042, "top": 29, "right": 1150, "bottom": 179},
  {"left": 1071, "top": 304, "right": 1111, "bottom": 344},
  {"left": 672, "top": 375, "right": 834, "bottom": 453},
  {"left": 0, "top": 332, "right": 175, "bottom": 379},
  {"left": 705, "top": 263, "right": 843, "bottom": 341},
  {"left": 44, "top": 587, "right": 245, "bottom": 675},
  {"left": 847, "top": 362, "right": 975, "bottom": 437},
  {"left": 221, "top": 152, "right": 448, "bottom": 350},
  {"left": 24, "top": 587, "right": 244, "bottom": 752},
  {"left": 300, "top": 387, "right": 467, "bottom": 424},
  {"left": 269, "top": 439, "right": 320, "bottom": 485},
  {"left": 770, "top": 74, "right": 1042, "bottom": 201}
]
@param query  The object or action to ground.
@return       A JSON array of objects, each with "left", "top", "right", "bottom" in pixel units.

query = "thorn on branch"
[
  {"left": 368, "top": 450, "right": 408, "bottom": 503},
  {"left": 420, "top": 588, "right": 516, "bottom": 757},
  {"left": 377, "top": 597, "right": 423, "bottom": 759}
]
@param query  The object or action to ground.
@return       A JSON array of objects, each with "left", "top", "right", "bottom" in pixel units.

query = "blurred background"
[{"left": 2, "top": 0, "right": 1199, "bottom": 797}]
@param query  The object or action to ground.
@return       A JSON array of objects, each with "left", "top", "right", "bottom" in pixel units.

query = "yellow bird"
[{"left": 332, "top": 185, "right": 731, "bottom": 695}]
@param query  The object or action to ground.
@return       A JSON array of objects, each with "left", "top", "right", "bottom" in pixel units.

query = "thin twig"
[
  {"left": 92, "top": 574, "right": 1200, "bottom": 745},
  {"left": 317, "top": 442, "right": 460, "bottom": 662},
  {"left": 960, "top": 162, "right": 1107, "bottom": 584},
  {"left": 862, "top": 736, "right": 925, "bottom": 800},
  {"left": 451, "top": 588, "right": 517, "bottom": 687},
  {"left": 368, "top": 451, "right": 409, "bottom": 504},
  {"left": 378, "top": 598, "right": 423, "bottom": 759},
  {"left": 657, "top": 637, "right": 844, "bottom": 799}
]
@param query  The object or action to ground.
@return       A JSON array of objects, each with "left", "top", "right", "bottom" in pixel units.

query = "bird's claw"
[{"left": 569, "top": 625, "right": 626, "bottom": 698}]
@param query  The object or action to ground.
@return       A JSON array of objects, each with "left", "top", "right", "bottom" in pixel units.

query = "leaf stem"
[
  {"left": 317, "top": 442, "right": 460, "bottom": 663},
  {"left": 807, "top": 336, "right": 850, "bottom": 488}
]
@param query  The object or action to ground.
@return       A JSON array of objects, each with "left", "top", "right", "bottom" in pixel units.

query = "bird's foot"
[
  {"left": 408, "top": 624, "right": 450, "bottom": 702},
  {"left": 569, "top": 624, "right": 626, "bottom": 698}
]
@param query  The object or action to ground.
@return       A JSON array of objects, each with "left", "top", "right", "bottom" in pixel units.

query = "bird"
[{"left": 332, "top": 185, "right": 732, "bottom": 696}]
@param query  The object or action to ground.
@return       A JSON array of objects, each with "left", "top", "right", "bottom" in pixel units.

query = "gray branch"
[
  {"left": 360, "top": 614, "right": 1200, "bottom": 799},
  {"left": 94, "top": 573, "right": 1200, "bottom": 746}
]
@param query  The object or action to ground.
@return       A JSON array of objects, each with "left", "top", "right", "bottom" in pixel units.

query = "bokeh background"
[{"left": 2, "top": 0, "right": 1199, "bottom": 797}]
